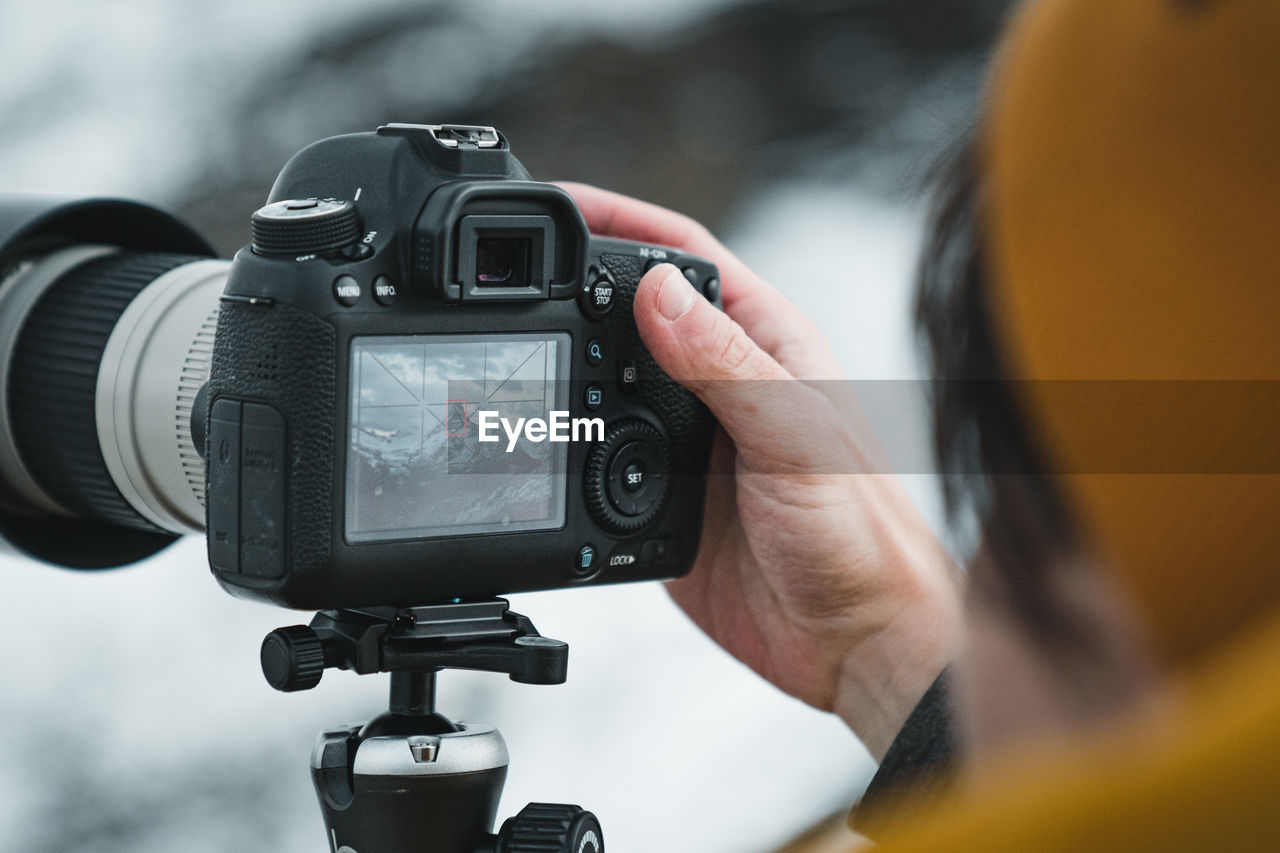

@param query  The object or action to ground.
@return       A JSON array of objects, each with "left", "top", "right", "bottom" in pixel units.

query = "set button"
[
  {"left": 621, "top": 460, "right": 647, "bottom": 493},
  {"left": 606, "top": 439, "right": 666, "bottom": 517}
]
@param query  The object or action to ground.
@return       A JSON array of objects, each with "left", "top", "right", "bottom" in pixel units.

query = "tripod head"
[{"left": 261, "top": 600, "right": 603, "bottom": 853}]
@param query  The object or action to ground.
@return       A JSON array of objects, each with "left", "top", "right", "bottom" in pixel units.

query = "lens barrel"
[
  {"left": 9, "top": 251, "right": 205, "bottom": 532},
  {"left": 0, "top": 196, "right": 215, "bottom": 568}
]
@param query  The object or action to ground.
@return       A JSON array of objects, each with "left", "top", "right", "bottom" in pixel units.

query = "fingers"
[
  {"left": 636, "top": 263, "right": 787, "bottom": 384},
  {"left": 558, "top": 181, "right": 736, "bottom": 276},
  {"left": 559, "top": 182, "right": 843, "bottom": 380},
  {"left": 636, "top": 264, "right": 844, "bottom": 470},
  {"left": 558, "top": 181, "right": 769, "bottom": 317}
]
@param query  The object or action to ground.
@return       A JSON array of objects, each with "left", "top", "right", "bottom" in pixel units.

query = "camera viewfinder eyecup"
[{"left": 413, "top": 180, "right": 589, "bottom": 302}]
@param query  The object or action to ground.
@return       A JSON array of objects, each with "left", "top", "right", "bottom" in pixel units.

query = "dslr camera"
[
  {"left": 0, "top": 123, "right": 721, "bottom": 852},
  {"left": 0, "top": 123, "right": 720, "bottom": 607}
]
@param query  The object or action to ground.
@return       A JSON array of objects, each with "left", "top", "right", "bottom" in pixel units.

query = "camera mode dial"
[
  {"left": 585, "top": 419, "right": 671, "bottom": 535},
  {"left": 251, "top": 198, "right": 361, "bottom": 256}
]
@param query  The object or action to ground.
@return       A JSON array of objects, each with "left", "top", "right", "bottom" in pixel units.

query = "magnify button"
[{"left": 586, "top": 339, "right": 605, "bottom": 366}]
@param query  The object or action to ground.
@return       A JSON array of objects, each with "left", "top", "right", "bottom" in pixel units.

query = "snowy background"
[{"left": 0, "top": 1, "right": 1009, "bottom": 850}]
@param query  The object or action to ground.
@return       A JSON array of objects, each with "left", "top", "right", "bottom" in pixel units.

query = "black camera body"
[{"left": 206, "top": 124, "right": 720, "bottom": 609}]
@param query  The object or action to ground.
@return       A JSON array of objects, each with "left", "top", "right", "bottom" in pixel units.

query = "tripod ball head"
[{"left": 263, "top": 603, "right": 601, "bottom": 852}]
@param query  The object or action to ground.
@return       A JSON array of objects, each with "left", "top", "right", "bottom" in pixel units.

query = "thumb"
[{"left": 635, "top": 264, "right": 828, "bottom": 465}]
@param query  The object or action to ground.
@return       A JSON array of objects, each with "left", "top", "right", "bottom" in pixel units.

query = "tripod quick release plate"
[{"left": 261, "top": 598, "right": 569, "bottom": 692}]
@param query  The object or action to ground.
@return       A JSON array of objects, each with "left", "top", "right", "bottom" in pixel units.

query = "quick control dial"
[
  {"left": 585, "top": 419, "right": 671, "bottom": 535},
  {"left": 251, "top": 198, "right": 361, "bottom": 256}
]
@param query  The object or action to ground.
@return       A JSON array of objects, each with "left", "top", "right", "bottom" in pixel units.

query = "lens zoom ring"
[{"left": 9, "top": 252, "right": 203, "bottom": 532}]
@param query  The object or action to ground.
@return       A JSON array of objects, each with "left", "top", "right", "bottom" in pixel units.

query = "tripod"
[{"left": 260, "top": 600, "right": 604, "bottom": 853}]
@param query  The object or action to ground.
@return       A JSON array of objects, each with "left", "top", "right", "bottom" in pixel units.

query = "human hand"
[{"left": 560, "top": 183, "right": 963, "bottom": 759}]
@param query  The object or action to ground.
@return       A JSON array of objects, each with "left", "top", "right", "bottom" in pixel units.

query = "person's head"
[{"left": 918, "top": 0, "right": 1280, "bottom": 759}]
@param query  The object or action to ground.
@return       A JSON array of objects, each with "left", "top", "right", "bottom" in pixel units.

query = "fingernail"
[{"left": 656, "top": 265, "right": 697, "bottom": 321}]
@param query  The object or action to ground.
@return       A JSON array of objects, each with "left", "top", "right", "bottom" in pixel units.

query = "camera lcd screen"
[{"left": 346, "top": 333, "right": 570, "bottom": 542}]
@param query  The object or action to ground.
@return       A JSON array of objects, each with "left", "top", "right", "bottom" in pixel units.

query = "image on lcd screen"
[{"left": 346, "top": 333, "right": 570, "bottom": 542}]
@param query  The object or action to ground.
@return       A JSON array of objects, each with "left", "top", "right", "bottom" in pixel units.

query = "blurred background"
[{"left": 0, "top": 1, "right": 1011, "bottom": 850}]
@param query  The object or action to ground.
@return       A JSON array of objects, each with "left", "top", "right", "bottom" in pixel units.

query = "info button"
[{"left": 373, "top": 275, "right": 398, "bottom": 306}]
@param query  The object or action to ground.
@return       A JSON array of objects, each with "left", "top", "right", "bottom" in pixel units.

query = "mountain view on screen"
[{"left": 347, "top": 333, "right": 569, "bottom": 541}]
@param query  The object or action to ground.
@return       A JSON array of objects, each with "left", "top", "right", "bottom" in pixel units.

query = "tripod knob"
[
  {"left": 495, "top": 803, "right": 603, "bottom": 853},
  {"left": 261, "top": 625, "right": 326, "bottom": 692}
]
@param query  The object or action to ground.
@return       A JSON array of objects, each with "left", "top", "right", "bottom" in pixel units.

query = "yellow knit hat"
[{"left": 985, "top": 0, "right": 1280, "bottom": 665}]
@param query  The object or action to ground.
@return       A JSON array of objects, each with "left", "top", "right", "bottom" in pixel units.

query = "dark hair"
[{"left": 915, "top": 135, "right": 1082, "bottom": 646}]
